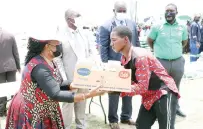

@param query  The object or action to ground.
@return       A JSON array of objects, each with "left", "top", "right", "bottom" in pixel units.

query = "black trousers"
[
  {"left": 108, "top": 93, "right": 132, "bottom": 123},
  {"left": 136, "top": 92, "right": 178, "bottom": 129},
  {"left": 0, "top": 71, "right": 16, "bottom": 116},
  {"left": 0, "top": 71, "right": 16, "bottom": 83}
]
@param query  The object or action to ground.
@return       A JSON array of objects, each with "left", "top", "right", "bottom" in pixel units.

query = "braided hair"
[{"left": 24, "top": 38, "right": 48, "bottom": 65}]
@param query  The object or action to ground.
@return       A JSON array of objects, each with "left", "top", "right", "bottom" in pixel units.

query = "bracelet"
[{"left": 82, "top": 94, "right": 86, "bottom": 101}]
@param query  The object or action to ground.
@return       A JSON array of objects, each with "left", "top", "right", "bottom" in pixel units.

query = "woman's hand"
[
  {"left": 85, "top": 86, "right": 106, "bottom": 99},
  {"left": 73, "top": 86, "right": 107, "bottom": 102},
  {"left": 69, "top": 83, "right": 78, "bottom": 91}
]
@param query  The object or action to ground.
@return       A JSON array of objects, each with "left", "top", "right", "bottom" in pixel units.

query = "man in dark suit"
[
  {"left": 99, "top": 1, "right": 140, "bottom": 129},
  {"left": 0, "top": 28, "right": 20, "bottom": 116},
  {"left": 199, "top": 20, "right": 203, "bottom": 53}
]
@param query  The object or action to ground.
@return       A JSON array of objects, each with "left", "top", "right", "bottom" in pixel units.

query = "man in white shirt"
[{"left": 57, "top": 9, "right": 92, "bottom": 129}]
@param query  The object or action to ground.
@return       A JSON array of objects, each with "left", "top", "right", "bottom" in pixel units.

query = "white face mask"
[
  {"left": 74, "top": 17, "right": 83, "bottom": 28},
  {"left": 116, "top": 13, "right": 127, "bottom": 21}
]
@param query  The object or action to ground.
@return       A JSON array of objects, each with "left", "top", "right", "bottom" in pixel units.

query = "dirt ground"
[
  {"left": 1, "top": 78, "right": 203, "bottom": 129},
  {"left": 80, "top": 78, "right": 203, "bottom": 129},
  {"left": 1, "top": 54, "right": 203, "bottom": 129}
]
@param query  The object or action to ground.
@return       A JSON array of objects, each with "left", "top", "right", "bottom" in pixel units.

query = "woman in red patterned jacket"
[
  {"left": 5, "top": 34, "right": 105, "bottom": 129},
  {"left": 110, "top": 26, "right": 180, "bottom": 129}
]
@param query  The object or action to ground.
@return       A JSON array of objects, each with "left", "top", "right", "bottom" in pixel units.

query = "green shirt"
[{"left": 148, "top": 20, "right": 188, "bottom": 59}]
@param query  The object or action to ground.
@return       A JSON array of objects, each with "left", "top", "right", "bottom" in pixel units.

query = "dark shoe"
[
  {"left": 109, "top": 123, "right": 120, "bottom": 129},
  {"left": 120, "top": 119, "right": 136, "bottom": 125},
  {"left": 0, "top": 106, "right": 7, "bottom": 117},
  {"left": 0, "top": 111, "right": 7, "bottom": 117},
  {"left": 0, "top": 96, "right": 7, "bottom": 117},
  {"left": 176, "top": 109, "right": 186, "bottom": 117}
]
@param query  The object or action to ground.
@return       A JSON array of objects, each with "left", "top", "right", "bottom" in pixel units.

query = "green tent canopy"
[{"left": 178, "top": 15, "right": 192, "bottom": 21}]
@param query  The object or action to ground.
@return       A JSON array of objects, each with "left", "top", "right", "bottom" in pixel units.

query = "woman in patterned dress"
[{"left": 5, "top": 35, "right": 105, "bottom": 129}]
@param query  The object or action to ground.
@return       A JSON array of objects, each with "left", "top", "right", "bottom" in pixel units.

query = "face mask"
[
  {"left": 195, "top": 19, "right": 200, "bottom": 22},
  {"left": 53, "top": 44, "right": 62, "bottom": 57},
  {"left": 165, "top": 12, "right": 176, "bottom": 23},
  {"left": 116, "top": 13, "right": 127, "bottom": 21},
  {"left": 74, "top": 17, "right": 83, "bottom": 28}
]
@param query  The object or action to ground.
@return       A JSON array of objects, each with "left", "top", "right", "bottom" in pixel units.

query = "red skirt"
[{"left": 5, "top": 92, "right": 65, "bottom": 129}]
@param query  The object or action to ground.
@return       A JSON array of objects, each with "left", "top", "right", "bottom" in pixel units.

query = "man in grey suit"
[
  {"left": 0, "top": 28, "right": 20, "bottom": 116},
  {"left": 99, "top": 1, "right": 140, "bottom": 129},
  {"left": 57, "top": 9, "right": 92, "bottom": 129}
]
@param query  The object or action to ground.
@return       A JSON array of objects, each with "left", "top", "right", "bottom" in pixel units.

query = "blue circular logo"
[{"left": 77, "top": 68, "right": 91, "bottom": 76}]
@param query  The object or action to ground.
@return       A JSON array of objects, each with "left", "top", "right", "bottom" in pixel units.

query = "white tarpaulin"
[
  {"left": 0, "top": 81, "right": 20, "bottom": 98},
  {"left": 184, "top": 61, "right": 203, "bottom": 79}
]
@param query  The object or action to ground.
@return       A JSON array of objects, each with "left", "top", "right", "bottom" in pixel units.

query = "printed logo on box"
[
  {"left": 77, "top": 68, "right": 91, "bottom": 76},
  {"left": 119, "top": 71, "right": 130, "bottom": 79}
]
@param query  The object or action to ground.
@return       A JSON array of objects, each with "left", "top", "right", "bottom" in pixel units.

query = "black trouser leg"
[
  {"left": 108, "top": 93, "right": 120, "bottom": 123},
  {"left": 120, "top": 96, "right": 132, "bottom": 121},
  {"left": 136, "top": 93, "right": 178, "bottom": 129},
  {"left": 155, "top": 93, "right": 178, "bottom": 129},
  {"left": 135, "top": 105, "right": 156, "bottom": 129},
  {"left": 0, "top": 72, "right": 6, "bottom": 83},
  {"left": 6, "top": 71, "right": 16, "bottom": 82}
]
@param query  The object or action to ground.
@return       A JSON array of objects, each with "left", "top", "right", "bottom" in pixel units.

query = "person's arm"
[
  {"left": 182, "top": 25, "right": 188, "bottom": 48},
  {"left": 147, "top": 25, "right": 158, "bottom": 49},
  {"left": 60, "top": 80, "right": 71, "bottom": 91},
  {"left": 182, "top": 40, "right": 188, "bottom": 48},
  {"left": 120, "top": 56, "right": 151, "bottom": 97},
  {"left": 32, "top": 64, "right": 106, "bottom": 103},
  {"left": 99, "top": 25, "right": 110, "bottom": 63},
  {"left": 133, "top": 22, "right": 140, "bottom": 47},
  {"left": 12, "top": 35, "right": 21, "bottom": 72},
  {"left": 191, "top": 24, "right": 198, "bottom": 41},
  {"left": 148, "top": 57, "right": 180, "bottom": 97},
  {"left": 31, "top": 64, "right": 75, "bottom": 102},
  {"left": 147, "top": 37, "right": 154, "bottom": 49},
  {"left": 191, "top": 24, "right": 200, "bottom": 48}
]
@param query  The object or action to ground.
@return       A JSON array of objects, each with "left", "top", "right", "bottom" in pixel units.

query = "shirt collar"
[
  {"left": 114, "top": 17, "right": 125, "bottom": 25},
  {"left": 71, "top": 29, "right": 79, "bottom": 34},
  {"left": 67, "top": 26, "right": 79, "bottom": 34},
  {"left": 121, "top": 46, "right": 133, "bottom": 66},
  {"left": 164, "top": 19, "right": 178, "bottom": 25}
]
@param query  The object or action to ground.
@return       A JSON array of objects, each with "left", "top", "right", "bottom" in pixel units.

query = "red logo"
[{"left": 119, "top": 71, "right": 130, "bottom": 79}]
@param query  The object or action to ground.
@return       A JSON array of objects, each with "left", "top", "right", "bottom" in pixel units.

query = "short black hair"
[
  {"left": 112, "top": 26, "right": 132, "bottom": 42},
  {"left": 166, "top": 3, "right": 178, "bottom": 11}
]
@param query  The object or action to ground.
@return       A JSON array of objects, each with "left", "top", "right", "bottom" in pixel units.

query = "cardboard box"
[{"left": 72, "top": 61, "right": 131, "bottom": 92}]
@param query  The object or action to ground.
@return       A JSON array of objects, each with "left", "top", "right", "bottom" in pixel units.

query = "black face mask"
[
  {"left": 53, "top": 44, "right": 62, "bottom": 57},
  {"left": 165, "top": 12, "right": 176, "bottom": 23},
  {"left": 195, "top": 19, "right": 200, "bottom": 23}
]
